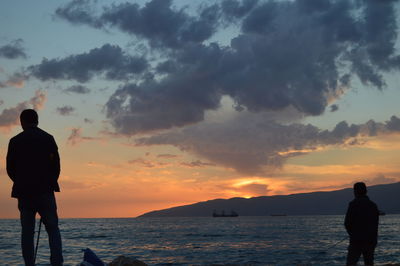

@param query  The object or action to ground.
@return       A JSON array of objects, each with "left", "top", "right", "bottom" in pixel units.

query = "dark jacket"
[
  {"left": 344, "top": 195, "right": 379, "bottom": 244},
  {"left": 6, "top": 127, "right": 60, "bottom": 198}
]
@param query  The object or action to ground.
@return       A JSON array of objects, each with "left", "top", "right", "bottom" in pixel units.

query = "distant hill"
[{"left": 138, "top": 182, "right": 400, "bottom": 217}]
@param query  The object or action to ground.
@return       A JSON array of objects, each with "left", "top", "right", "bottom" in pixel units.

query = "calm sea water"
[{"left": 0, "top": 215, "right": 399, "bottom": 265}]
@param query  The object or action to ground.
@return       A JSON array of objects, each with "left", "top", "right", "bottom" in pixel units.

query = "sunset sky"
[{"left": 1, "top": 0, "right": 400, "bottom": 218}]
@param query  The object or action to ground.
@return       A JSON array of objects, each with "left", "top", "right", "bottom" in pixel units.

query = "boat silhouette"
[{"left": 212, "top": 210, "right": 239, "bottom": 217}]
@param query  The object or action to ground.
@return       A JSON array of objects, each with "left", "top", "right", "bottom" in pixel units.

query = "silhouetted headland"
[{"left": 138, "top": 182, "right": 400, "bottom": 217}]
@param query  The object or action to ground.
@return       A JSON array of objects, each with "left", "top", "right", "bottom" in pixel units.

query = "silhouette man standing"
[
  {"left": 345, "top": 182, "right": 379, "bottom": 266},
  {"left": 6, "top": 109, "right": 63, "bottom": 266}
]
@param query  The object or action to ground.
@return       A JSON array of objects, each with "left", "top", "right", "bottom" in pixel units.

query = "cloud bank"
[
  {"left": 52, "top": 0, "right": 400, "bottom": 135},
  {"left": 11, "top": 0, "right": 400, "bottom": 174},
  {"left": 56, "top": 0, "right": 220, "bottom": 49},
  {"left": 136, "top": 113, "right": 400, "bottom": 174},
  {"left": 28, "top": 44, "right": 148, "bottom": 83}
]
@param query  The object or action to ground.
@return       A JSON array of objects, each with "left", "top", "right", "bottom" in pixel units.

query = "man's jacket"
[
  {"left": 6, "top": 127, "right": 60, "bottom": 198},
  {"left": 344, "top": 195, "right": 379, "bottom": 244}
]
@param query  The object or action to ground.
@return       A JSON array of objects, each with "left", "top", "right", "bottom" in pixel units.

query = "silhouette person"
[
  {"left": 6, "top": 109, "right": 63, "bottom": 266},
  {"left": 345, "top": 182, "right": 379, "bottom": 266}
]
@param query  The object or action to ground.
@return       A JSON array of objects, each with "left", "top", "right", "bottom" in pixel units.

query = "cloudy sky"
[{"left": 1, "top": 0, "right": 400, "bottom": 218}]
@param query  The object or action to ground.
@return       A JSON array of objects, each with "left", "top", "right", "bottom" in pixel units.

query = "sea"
[{"left": 0, "top": 215, "right": 399, "bottom": 266}]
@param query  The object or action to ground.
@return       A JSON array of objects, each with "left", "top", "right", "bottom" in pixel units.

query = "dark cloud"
[
  {"left": 135, "top": 113, "right": 320, "bottom": 174},
  {"left": 28, "top": 44, "right": 148, "bottom": 82},
  {"left": 67, "top": 127, "right": 99, "bottom": 146},
  {"left": 330, "top": 104, "right": 339, "bottom": 112},
  {"left": 56, "top": 0, "right": 220, "bottom": 49},
  {"left": 136, "top": 112, "right": 400, "bottom": 174},
  {"left": 221, "top": 0, "right": 259, "bottom": 20},
  {"left": 105, "top": 44, "right": 223, "bottom": 134},
  {"left": 0, "top": 91, "right": 46, "bottom": 129},
  {"left": 363, "top": 0, "right": 399, "bottom": 70},
  {"left": 56, "top": 105, "right": 75, "bottom": 116},
  {"left": 55, "top": 0, "right": 102, "bottom": 28},
  {"left": 240, "top": 0, "right": 276, "bottom": 34},
  {"left": 157, "top": 154, "right": 178, "bottom": 159},
  {"left": 64, "top": 85, "right": 91, "bottom": 94},
  {"left": 51, "top": 0, "right": 400, "bottom": 138},
  {"left": 98, "top": 0, "right": 400, "bottom": 135},
  {"left": 0, "top": 39, "right": 27, "bottom": 59},
  {"left": 128, "top": 158, "right": 168, "bottom": 168},
  {"left": 7, "top": 0, "right": 398, "bottom": 176},
  {"left": 386, "top": 115, "right": 400, "bottom": 132},
  {"left": 180, "top": 160, "right": 216, "bottom": 168}
]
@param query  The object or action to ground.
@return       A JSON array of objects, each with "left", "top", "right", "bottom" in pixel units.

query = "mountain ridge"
[{"left": 138, "top": 182, "right": 400, "bottom": 217}]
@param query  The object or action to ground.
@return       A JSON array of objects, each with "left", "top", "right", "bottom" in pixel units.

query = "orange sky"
[{"left": 1, "top": 126, "right": 399, "bottom": 218}]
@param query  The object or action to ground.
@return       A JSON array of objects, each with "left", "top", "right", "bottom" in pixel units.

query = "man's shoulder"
[
  {"left": 369, "top": 199, "right": 378, "bottom": 208},
  {"left": 348, "top": 198, "right": 357, "bottom": 206},
  {"left": 36, "top": 127, "right": 54, "bottom": 138},
  {"left": 27, "top": 127, "right": 54, "bottom": 139},
  {"left": 10, "top": 128, "right": 54, "bottom": 142},
  {"left": 9, "top": 131, "right": 25, "bottom": 142},
  {"left": 349, "top": 196, "right": 378, "bottom": 209}
]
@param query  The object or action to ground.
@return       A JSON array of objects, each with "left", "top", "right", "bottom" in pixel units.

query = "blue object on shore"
[{"left": 82, "top": 248, "right": 105, "bottom": 266}]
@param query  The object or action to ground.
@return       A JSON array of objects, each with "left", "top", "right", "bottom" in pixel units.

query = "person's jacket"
[
  {"left": 6, "top": 127, "right": 60, "bottom": 198},
  {"left": 344, "top": 195, "right": 379, "bottom": 244}
]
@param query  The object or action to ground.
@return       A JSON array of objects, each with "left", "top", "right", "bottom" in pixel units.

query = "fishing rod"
[
  {"left": 34, "top": 217, "right": 43, "bottom": 265},
  {"left": 307, "top": 236, "right": 348, "bottom": 263}
]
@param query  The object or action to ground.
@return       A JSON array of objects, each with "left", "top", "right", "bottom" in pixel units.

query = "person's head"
[
  {"left": 353, "top": 182, "right": 367, "bottom": 197},
  {"left": 20, "top": 109, "right": 38, "bottom": 130}
]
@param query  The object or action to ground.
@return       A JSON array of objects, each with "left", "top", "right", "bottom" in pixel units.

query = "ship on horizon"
[{"left": 212, "top": 210, "right": 239, "bottom": 217}]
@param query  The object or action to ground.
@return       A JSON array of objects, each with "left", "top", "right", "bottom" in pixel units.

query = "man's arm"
[
  {"left": 49, "top": 136, "right": 60, "bottom": 180},
  {"left": 344, "top": 203, "right": 353, "bottom": 235},
  {"left": 6, "top": 139, "right": 16, "bottom": 181},
  {"left": 373, "top": 202, "right": 379, "bottom": 229}
]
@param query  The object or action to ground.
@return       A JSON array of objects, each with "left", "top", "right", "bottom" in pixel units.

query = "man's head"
[
  {"left": 20, "top": 109, "right": 38, "bottom": 130},
  {"left": 353, "top": 182, "right": 367, "bottom": 197}
]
